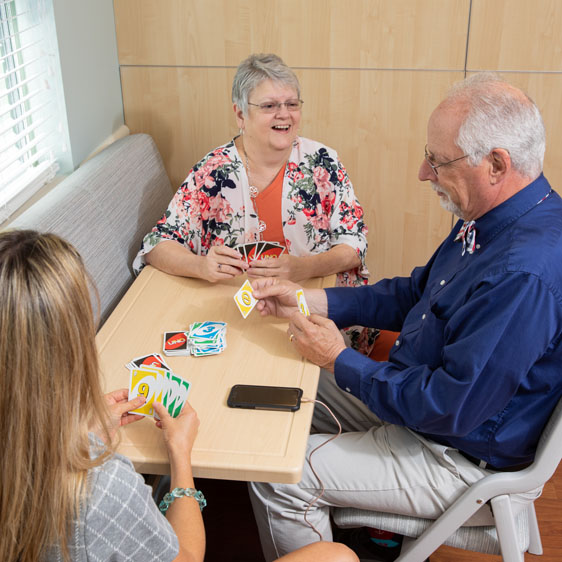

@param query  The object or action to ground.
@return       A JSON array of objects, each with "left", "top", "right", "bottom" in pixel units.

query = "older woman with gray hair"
[{"left": 134, "top": 53, "right": 374, "bottom": 351}]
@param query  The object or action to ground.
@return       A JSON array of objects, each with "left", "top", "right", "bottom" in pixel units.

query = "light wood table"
[{"left": 96, "top": 266, "right": 334, "bottom": 484}]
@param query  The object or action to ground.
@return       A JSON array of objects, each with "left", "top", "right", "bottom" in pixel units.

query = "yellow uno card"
[
  {"left": 128, "top": 367, "right": 165, "bottom": 417},
  {"left": 296, "top": 289, "right": 310, "bottom": 316},
  {"left": 234, "top": 279, "right": 257, "bottom": 319}
]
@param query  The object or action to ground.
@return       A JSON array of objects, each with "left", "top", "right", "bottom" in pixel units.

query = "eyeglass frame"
[
  {"left": 424, "top": 144, "right": 469, "bottom": 175},
  {"left": 247, "top": 99, "right": 304, "bottom": 113}
]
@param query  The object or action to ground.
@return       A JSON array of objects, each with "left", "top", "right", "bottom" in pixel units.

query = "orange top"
[
  {"left": 254, "top": 163, "right": 286, "bottom": 245},
  {"left": 368, "top": 330, "right": 400, "bottom": 361}
]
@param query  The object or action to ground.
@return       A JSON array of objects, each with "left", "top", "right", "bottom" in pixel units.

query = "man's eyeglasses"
[
  {"left": 247, "top": 100, "right": 304, "bottom": 113},
  {"left": 424, "top": 145, "right": 469, "bottom": 175}
]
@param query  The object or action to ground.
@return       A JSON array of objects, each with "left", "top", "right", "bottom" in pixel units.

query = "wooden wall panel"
[
  {"left": 296, "top": 70, "right": 460, "bottom": 279},
  {"left": 115, "top": 0, "right": 562, "bottom": 279},
  {"left": 114, "top": 0, "right": 469, "bottom": 70},
  {"left": 121, "top": 67, "right": 236, "bottom": 190},
  {"left": 468, "top": 0, "right": 562, "bottom": 71},
  {"left": 122, "top": 66, "right": 457, "bottom": 279}
]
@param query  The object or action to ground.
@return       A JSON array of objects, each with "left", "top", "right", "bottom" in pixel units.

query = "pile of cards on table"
[
  {"left": 188, "top": 321, "right": 227, "bottom": 356},
  {"left": 126, "top": 353, "right": 190, "bottom": 419},
  {"left": 163, "top": 321, "right": 227, "bottom": 357}
]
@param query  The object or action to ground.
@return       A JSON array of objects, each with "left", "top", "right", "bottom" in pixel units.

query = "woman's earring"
[{"left": 239, "top": 128, "right": 244, "bottom": 136}]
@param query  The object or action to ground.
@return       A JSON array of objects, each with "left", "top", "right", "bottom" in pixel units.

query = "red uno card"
[
  {"left": 255, "top": 242, "right": 285, "bottom": 260},
  {"left": 234, "top": 243, "right": 247, "bottom": 262},
  {"left": 164, "top": 331, "right": 188, "bottom": 352},
  {"left": 245, "top": 243, "right": 261, "bottom": 262},
  {"left": 130, "top": 353, "right": 170, "bottom": 370}
]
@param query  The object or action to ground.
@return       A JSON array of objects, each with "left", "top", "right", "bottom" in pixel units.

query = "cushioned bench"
[{"left": 9, "top": 134, "right": 172, "bottom": 325}]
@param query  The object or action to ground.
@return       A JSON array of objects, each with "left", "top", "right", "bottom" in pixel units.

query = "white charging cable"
[{"left": 300, "top": 398, "right": 343, "bottom": 540}]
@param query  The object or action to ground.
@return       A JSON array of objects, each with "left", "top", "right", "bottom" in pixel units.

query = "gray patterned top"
[{"left": 43, "top": 438, "right": 178, "bottom": 561}]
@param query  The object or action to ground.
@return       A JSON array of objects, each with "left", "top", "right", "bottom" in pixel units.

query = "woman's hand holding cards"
[
  {"left": 153, "top": 400, "right": 200, "bottom": 463},
  {"left": 203, "top": 245, "right": 248, "bottom": 282},
  {"left": 247, "top": 253, "right": 307, "bottom": 281},
  {"left": 92, "top": 389, "right": 146, "bottom": 443}
]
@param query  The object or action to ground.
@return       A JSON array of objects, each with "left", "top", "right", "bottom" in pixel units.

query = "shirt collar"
[{"left": 456, "top": 173, "right": 552, "bottom": 249}]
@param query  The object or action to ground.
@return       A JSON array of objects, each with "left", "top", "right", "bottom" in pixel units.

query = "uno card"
[
  {"left": 191, "top": 345, "right": 224, "bottom": 356},
  {"left": 188, "top": 321, "right": 226, "bottom": 343},
  {"left": 128, "top": 366, "right": 190, "bottom": 418},
  {"left": 296, "top": 289, "right": 310, "bottom": 316},
  {"left": 234, "top": 243, "right": 247, "bottom": 262},
  {"left": 234, "top": 279, "right": 257, "bottom": 318},
  {"left": 186, "top": 321, "right": 227, "bottom": 356},
  {"left": 245, "top": 243, "right": 261, "bottom": 262},
  {"left": 163, "top": 372, "right": 191, "bottom": 417},
  {"left": 256, "top": 242, "right": 285, "bottom": 260},
  {"left": 128, "top": 353, "right": 171, "bottom": 371},
  {"left": 163, "top": 331, "right": 189, "bottom": 354},
  {"left": 128, "top": 368, "right": 165, "bottom": 417}
]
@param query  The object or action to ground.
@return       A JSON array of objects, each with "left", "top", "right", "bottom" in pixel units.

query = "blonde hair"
[{"left": 0, "top": 230, "right": 112, "bottom": 562}]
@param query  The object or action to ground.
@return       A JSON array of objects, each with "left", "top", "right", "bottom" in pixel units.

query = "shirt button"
[
  {"left": 422, "top": 314, "right": 426, "bottom": 320},
  {"left": 345, "top": 387, "right": 351, "bottom": 393},
  {"left": 476, "top": 244, "right": 481, "bottom": 250},
  {"left": 394, "top": 340, "right": 400, "bottom": 346},
  {"left": 440, "top": 279, "right": 446, "bottom": 286}
]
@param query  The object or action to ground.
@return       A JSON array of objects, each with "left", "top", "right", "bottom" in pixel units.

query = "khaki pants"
[{"left": 248, "top": 369, "right": 538, "bottom": 561}]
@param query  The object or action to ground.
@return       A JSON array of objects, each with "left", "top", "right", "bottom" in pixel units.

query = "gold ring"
[{"left": 289, "top": 333, "right": 295, "bottom": 342}]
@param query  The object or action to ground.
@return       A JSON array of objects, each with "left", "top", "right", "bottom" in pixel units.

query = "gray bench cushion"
[{"left": 10, "top": 133, "right": 172, "bottom": 324}]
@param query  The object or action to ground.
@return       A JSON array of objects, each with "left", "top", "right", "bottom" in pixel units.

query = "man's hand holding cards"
[
  {"left": 296, "top": 289, "right": 310, "bottom": 316},
  {"left": 234, "top": 279, "right": 258, "bottom": 318}
]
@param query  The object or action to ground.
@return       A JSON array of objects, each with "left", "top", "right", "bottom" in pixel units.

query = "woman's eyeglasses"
[{"left": 247, "top": 100, "right": 304, "bottom": 113}]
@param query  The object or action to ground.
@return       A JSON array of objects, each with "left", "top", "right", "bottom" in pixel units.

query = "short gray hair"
[
  {"left": 446, "top": 72, "right": 545, "bottom": 179},
  {"left": 232, "top": 53, "right": 300, "bottom": 116}
]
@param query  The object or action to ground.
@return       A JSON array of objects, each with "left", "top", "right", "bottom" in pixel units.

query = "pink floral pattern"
[
  {"left": 133, "top": 137, "right": 376, "bottom": 353},
  {"left": 134, "top": 137, "right": 369, "bottom": 287}
]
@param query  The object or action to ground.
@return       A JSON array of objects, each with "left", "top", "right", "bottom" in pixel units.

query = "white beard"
[{"left": 431, "top": 182, "right": 463, "bottom": 218}]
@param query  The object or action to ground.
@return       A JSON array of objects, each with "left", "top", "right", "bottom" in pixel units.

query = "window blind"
[{"left": 0, "top": 0, "right": 60, "bottom": 221}]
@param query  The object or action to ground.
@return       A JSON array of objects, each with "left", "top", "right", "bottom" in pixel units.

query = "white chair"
[{"left": 333, "top": 396, "right": 562, "bottom": 562}]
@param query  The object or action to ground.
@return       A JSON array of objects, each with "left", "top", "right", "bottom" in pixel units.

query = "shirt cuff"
[
  {"left": 334, "top": 347, "right": 376, "bottom": 400},
  {"left": 326, "top": 286, "right": 362, "bottom": 327}
]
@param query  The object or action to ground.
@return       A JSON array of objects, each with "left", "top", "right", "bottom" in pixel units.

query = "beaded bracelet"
[{"left": 159, "top": 487, "right": 207, "bottom": 513}]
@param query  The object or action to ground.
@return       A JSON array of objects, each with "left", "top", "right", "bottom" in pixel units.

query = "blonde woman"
[
  {"left": 0, "top": 229, "right": 205, "bottom": 562},
  {"left": 0, "top": 230, "right": 357, "bottom": 562}
]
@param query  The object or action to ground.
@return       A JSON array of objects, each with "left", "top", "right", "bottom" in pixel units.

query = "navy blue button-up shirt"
[{"left": 327, "top": 174, "right": 562, "bottom": 468}]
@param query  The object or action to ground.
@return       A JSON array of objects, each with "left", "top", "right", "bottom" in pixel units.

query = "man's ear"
[{"left": 489, "top": 148, "right": 510, "bottom": 184}]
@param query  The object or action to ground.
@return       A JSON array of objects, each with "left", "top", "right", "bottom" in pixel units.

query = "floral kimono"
[{"left": 134, "top": 136, "right": 376, "bottom": 351}]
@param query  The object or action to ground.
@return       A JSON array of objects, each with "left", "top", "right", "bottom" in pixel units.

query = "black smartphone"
[{"left": 227, "top": 384, "right": 303, "bottom": 412}]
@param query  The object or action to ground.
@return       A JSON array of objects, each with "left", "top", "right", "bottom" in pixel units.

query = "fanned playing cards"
[
  {"left": 234, "top": 241, "right": 286, "bottom": 263},
  {"left": 128, "top": 365, "right": 190, "bottom": 419}
]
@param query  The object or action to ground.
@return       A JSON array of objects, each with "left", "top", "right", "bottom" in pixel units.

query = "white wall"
[
  {"left": 1, "top": 0, "right": 124, "bottom": 227},
  {"left": 52, "top": 0, "right": 123, "bottom": 172}
]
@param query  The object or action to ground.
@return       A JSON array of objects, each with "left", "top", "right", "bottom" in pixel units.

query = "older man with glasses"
[{"left": 247, "top": 72, "right": 562, "bottom": 561}]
